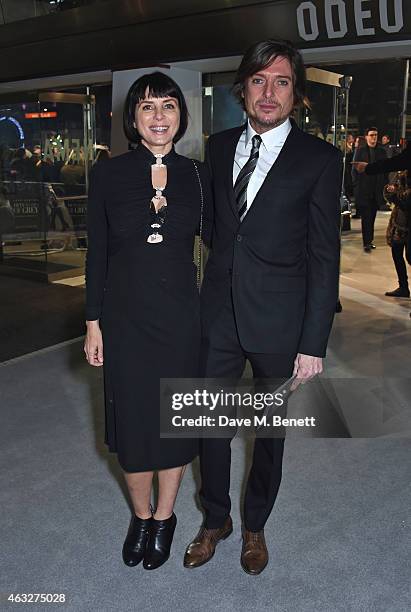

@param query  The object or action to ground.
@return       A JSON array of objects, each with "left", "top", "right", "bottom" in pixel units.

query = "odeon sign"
[{"left": 297, "top": 0, "right": 404, "bottom": 41}]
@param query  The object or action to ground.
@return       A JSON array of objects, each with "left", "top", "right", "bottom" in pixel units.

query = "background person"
[
  {"left": 352, "top": 127, "right": 386, "bottom": 252},
  {"left": 344, "top": 133, "right": 355, "bottom": 202},
  {"left": 381, "top": 134, "right": 394, "bottom": 159},
  {"left": 352, "top": 135, "right": 365, "bottom": 218}
]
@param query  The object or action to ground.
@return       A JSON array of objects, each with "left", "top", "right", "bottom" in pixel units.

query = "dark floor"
[{"left": 0, "top": 275, "right": 85, "bottom": 362}]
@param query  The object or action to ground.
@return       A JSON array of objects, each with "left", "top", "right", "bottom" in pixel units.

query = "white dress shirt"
[{"left": 233, "top": 118, "right": 292, "bottom": 218}]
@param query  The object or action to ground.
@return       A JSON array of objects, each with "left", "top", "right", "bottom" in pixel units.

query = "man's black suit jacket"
[{"left": 201, "top": 120, "right": 342, "bottom": 358}]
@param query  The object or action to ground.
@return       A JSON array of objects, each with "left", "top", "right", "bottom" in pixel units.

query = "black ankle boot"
[
  {"left": 143, "top": 513, "right": 177, "bottom": 570},
  {"left": 385, "top": 286, "right": 410, "bottom": 298},
  {"left": 122, "top": 514, "right": 152, "bottom": 567}
]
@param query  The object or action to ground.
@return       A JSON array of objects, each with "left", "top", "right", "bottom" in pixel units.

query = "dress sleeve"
[{"left": 85, "top": 164, "right": 108, "bottom": 321}]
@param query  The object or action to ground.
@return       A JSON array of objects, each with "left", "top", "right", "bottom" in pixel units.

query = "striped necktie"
[{"left": 234, "top": 134, "right": 262, "bottom": 220}]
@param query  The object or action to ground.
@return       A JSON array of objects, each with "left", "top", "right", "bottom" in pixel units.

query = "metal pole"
[
  {"left": 332, "top": 86, "right": 338, "bottom": 148},
  {"left": 341, "top": 87, "right": 350, "bottom": 195},
  {"left": 401, "top": 59, "right": 409, "bottom": 140},
  {"left": 83, "top": 86, "right": 91, "bottom": 193},
  {"left": 338, "top": 76, "right": 352, "bottom": 195},
  {"left": 336, "top": 76, "right": 352, "bottom": 314}
]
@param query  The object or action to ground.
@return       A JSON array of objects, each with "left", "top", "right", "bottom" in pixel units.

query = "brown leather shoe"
[
  {"left": 183, "top": 516, "right": 233, "bottom": 568},
  {"left": 240, "top": 528, "right": 268, "bottom": 575}
]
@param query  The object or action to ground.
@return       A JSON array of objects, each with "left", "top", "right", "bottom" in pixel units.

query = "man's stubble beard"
[{"left": 247, "top": 101, "right": 290, "bottom": 132}]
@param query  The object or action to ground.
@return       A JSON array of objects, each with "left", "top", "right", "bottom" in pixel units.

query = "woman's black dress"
[{"left": 85, "top": 144, "right": 210, "bottom": 472}]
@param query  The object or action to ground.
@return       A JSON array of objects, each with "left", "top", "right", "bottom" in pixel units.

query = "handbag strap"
[{"left": 191, "top": 159, "right": 204, "bottom": 289}]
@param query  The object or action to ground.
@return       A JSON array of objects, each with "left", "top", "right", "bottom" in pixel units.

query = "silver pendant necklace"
[{"left": 147, "top": 154, "right": 168, "bottom": 244}]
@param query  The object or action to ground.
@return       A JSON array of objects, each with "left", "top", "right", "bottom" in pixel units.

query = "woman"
[
  {"left": 352, "top": 135, "right": 365, "bottom": 218},
  {"left": 384, "top": 175, "right": 410, "bottom": 297},
  {"left": 344, "top": 133, "right": 354, "bottom": 201},
  {"left": 84, "top": 72, "right": 211, "bottom": 570}
]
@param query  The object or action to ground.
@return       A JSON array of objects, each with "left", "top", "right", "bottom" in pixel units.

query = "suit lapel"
[
  {"left": 223, "top": 124, "right": 246, "bottom": 221},
  {"left": 241, "top": 120, "right": 302, "bottom": 225}
]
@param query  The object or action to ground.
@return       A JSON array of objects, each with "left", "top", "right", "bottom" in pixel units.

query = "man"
[
  {"left": 352, "top": 127, "right": 386, "bottom": 252},
  {"left": 381, "top": 134, "right": 394, "bottom": 159},
  {"left": 344, "top": 133, "right": 355, "bottom": 201},
  {"left": 184, "top": 40, "right": 342, "bottom": 575},
  {"left": 353, "top": 142, "right": 411, "bottom": 298}
]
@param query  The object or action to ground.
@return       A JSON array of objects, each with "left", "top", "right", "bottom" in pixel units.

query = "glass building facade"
[
  {"left": 1, "top": 56, "right": 409, "bottom": 282},
  {"left": 0, "top": 84, "right": 111, "bottom": 281}
]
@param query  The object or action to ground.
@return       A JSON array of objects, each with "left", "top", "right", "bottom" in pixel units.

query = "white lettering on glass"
[
  {"left": 296, "top": 0, "right": 405, "bottom": 40},
  {"left": 379, "top": 0, "right": 403, "bottom": 34},
  {"left": 325, "top": 0, "right": 348, "bottom": 38},
  {"left": 297, "top": 1, "right": 319, "bottom": 41},
  {"left": 354, "top": 0, "right": 376, "bottom": 36}
]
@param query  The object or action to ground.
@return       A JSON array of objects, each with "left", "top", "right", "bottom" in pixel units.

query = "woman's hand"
[{"left": 84, "top": 320, "right": 104, "bottom": 366}]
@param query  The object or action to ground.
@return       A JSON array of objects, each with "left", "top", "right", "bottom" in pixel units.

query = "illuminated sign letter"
[
  {"left": 86, "top": 142, "right": 94, "bottom": 162},
  {"left": 297, "top": 1, "right": 319, "bottom": 41},
  {"left": 354, "top": 0, "right": 375, "bottom": 36},
  {"left": 379, "top": 0, "right": 403, "bottom": 34},
  {"left": 325, "top": 0, "right": 348, "bottom": 39},
  {"left": 71, "top": 138, "right": 81, "bottom": 163},
  {"left": 43, "top": 139, "right": 54, "bottom": 162}
]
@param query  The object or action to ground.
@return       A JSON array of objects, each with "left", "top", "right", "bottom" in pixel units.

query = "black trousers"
[
  {"left": 361, "top": 200, "right": 378, "bottom": 246},
  {"left": 199, "top": 297, "right": 295, "bottom": 532},
  {"left": 391, "top": 242, "right": 409, "bottom": 288}
]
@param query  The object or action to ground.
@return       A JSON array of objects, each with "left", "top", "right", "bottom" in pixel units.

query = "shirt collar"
[{"left": 245, "top": 118, "right": 291, "bottom": 152}]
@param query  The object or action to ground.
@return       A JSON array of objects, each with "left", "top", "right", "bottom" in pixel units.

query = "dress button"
[{"left": 236, "top": 235, "right": 242, "bottom": 242}]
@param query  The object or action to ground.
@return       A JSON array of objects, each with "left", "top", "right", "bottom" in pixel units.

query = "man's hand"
[
  {"left": 291, "top": 353, "right": 323, "bottom": 390},
  {"left": 351, "top": 161, "right": 368, "bottom": 173},
  {"left": 84, "top": 320, "right": 104, "bottom": 366}
]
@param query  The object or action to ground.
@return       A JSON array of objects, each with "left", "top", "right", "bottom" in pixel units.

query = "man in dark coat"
[
  {"left": 184, "top": 40, "right": 342, "bottom": 575},
  {"left": 352, "top": 127, "right": 387, "bottom": 252}
]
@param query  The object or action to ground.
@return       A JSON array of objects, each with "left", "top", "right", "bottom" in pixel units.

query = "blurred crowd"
[
  {"left": 0, "top": 143, "right": 110, "bottom": 196},
  {"left": 343, "top": 128, "right": 410, "bottom": 300}
]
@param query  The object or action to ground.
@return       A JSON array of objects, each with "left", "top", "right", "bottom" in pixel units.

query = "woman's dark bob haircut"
[
  {"left": 123, "top": 71, "right": 188, "bottom": 144},
  {"left": 232, "top": 39, "right": 308, "bottom": 111}
]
